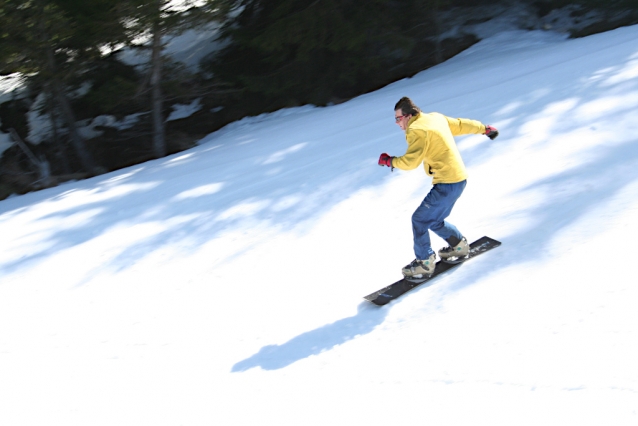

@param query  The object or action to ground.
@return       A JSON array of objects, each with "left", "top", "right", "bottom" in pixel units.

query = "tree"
[
  {"left": 118, "top": 0, "right": 230, "bottom": 158},
  {"left": 0, "top": 0, "right": 126, "bottom": 174},
  {"left": 207, "top": 0, "right": 412, "bottom": 110}
]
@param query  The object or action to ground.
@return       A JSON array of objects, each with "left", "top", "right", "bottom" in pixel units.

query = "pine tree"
[
  {"left": 117, "top": 0, "right": 230, "bottom": 158},
  {"left": 209, "top": 0, "right": 412, "bottom": 109},
  {"left": 0, "top": 0, "right": 126, "bottom": 174}
]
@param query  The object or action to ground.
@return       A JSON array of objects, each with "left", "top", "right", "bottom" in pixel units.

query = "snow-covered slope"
[{"left": 1, "top": 26, "right": 638, "bottom": 425}]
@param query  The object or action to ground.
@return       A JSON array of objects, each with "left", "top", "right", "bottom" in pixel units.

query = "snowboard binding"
[{"left": 440, "top": 254, "right": 469, "bottom": 265}]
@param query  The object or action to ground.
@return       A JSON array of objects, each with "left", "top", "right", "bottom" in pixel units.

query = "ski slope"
[{"left": 1, "top": 26, "right": 638, "bottom": 425}]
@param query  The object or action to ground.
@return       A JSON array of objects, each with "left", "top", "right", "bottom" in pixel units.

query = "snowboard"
[{"left": 364, "top": 236, "right": 501, "bottom": 306}]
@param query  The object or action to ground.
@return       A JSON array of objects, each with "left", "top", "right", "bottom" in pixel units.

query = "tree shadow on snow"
[
  {"left": 434, "top": 122, "right": 638, "bottom": 306},
  {"left": 2, "top": 39, "right": 634, "bottom": 324},
  {"left": 229, "top": 35, "right": 638, "bottom": 371},
  {"left": 0, "top": 120, "right": 392, "bottom": 282}
]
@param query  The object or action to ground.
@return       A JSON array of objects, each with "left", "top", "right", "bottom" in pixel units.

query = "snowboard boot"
[
  {"left": 439, "top": 236, "right": 469, "bottom": 263},
  {"left": 402, "top": 253, "right": 436, "bottom": 279}
]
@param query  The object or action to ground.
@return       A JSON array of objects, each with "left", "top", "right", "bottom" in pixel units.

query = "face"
[{"left": 394, "top": 109, "right": 411, "bottom": 131}]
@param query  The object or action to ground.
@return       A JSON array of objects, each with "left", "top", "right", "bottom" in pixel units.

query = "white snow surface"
[{"left": 2, "top": 26, "right": 638, "bottom": 425}]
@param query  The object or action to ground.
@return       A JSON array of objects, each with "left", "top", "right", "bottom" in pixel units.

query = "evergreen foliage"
[
  {"left": 1, "top": 0, "right": 638, "bottom": 198},
  {"left": 207, "top": 0, "right": 414, "bottom": 109},
  {"left": 114, "top": 0, "right": 231, "bottom": 158}
]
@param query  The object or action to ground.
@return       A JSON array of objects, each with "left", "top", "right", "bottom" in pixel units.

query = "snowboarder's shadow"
[{"left": 231, "top": 302, "right": 388, "bottom": 372}]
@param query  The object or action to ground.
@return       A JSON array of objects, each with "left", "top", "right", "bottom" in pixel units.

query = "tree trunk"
[
  {"left": 150, "top": 8, "right": 166, "bottom": 159},
  {"left": 43, "top": 38, "right": 98, "bottom": 174},
  {"left": 49, "top": 109, "right": 71, "bottom": 174},
  {"left": 50, "top": 79, "right": 98, "bottom": 173},
  {"left": 9, "top": 128, "right": 53, "bottom": 187},
  {"left": 432, "top": 1, "right": 443, "bottom": 64}
]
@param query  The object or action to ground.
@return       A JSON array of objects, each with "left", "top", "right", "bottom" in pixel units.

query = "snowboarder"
[{"left": 378, "top": 96, "right": 498, "bottom": 279}]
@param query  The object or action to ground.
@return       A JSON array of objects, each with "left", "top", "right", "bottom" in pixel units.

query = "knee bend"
[
  {"left": 412, "top": 213, "right": 437, "bottom": 229},
  {"left": 430, "top": 221, "right": 445, "bottom": 232}
]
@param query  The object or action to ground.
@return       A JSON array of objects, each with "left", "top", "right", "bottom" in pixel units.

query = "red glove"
[
  {"left": 484, "top": 125, "right": 499, "bottom": 140},
  {"left": 378, "top": 153, "right": 394, "bottom": 168}
]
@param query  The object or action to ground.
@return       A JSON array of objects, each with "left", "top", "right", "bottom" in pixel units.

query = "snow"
[
  {"left": 439, "top": 2, "right": 601, "bottom": 41},
  {"left": 2, "top": 25, "right": 638, "bottom": 425},
  {"left": 0, "top": 73, "right": 22, "bottom": 103},
  {"left": 167, "top": 98, "right": 203, "bottom": 121}
]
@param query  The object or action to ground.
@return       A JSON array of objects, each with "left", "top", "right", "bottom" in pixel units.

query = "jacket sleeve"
[
  {"left": 391, "top": 129, "right": 428, "bottom": 171},
  {"left": 445, "top": 116, "right": 486, "bottom": 136}
]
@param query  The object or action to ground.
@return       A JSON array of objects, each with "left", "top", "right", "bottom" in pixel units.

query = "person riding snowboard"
[{"left": 378, "top": 96, "right": 499, "bottom": 279}]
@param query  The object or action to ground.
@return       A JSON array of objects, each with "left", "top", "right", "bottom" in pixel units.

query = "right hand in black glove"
[{"left": 484, "top": 125, "right": 499, "bottom": 140}]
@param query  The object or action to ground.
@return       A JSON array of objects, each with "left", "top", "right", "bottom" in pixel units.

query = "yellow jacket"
[{"left": 391, "top": 112, "right": 485, "bottom": 184}]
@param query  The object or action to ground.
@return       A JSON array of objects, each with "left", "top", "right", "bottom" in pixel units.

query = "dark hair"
[{"left": 394, "top": 96, "right": 420, "bottom": 116}]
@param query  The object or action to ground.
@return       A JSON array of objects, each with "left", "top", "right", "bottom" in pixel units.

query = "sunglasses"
[{"left": 394, "top": 114, "right": 407, "bottom": 122}]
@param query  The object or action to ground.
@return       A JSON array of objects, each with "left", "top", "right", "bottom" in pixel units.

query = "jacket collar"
[{"left": 405, "top": 113, "right": 420, "bottom": 131}]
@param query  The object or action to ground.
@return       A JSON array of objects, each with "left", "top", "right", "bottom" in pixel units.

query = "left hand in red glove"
[{"left": 378, "top": 153, "right": 394, "bottom": 168}]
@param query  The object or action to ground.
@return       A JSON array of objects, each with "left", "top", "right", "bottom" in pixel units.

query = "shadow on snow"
[{"left": 231, "top": 302, "right": 388, "bottom": 372}]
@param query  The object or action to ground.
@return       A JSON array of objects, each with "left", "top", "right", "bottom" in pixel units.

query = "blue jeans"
[{"left": 412, "top": 180, "right": 466, "bottom": 260}]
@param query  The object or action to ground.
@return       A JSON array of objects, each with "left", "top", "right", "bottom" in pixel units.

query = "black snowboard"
[{"left": 364, "top": 236, "right": 501, "bottom": 306}]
